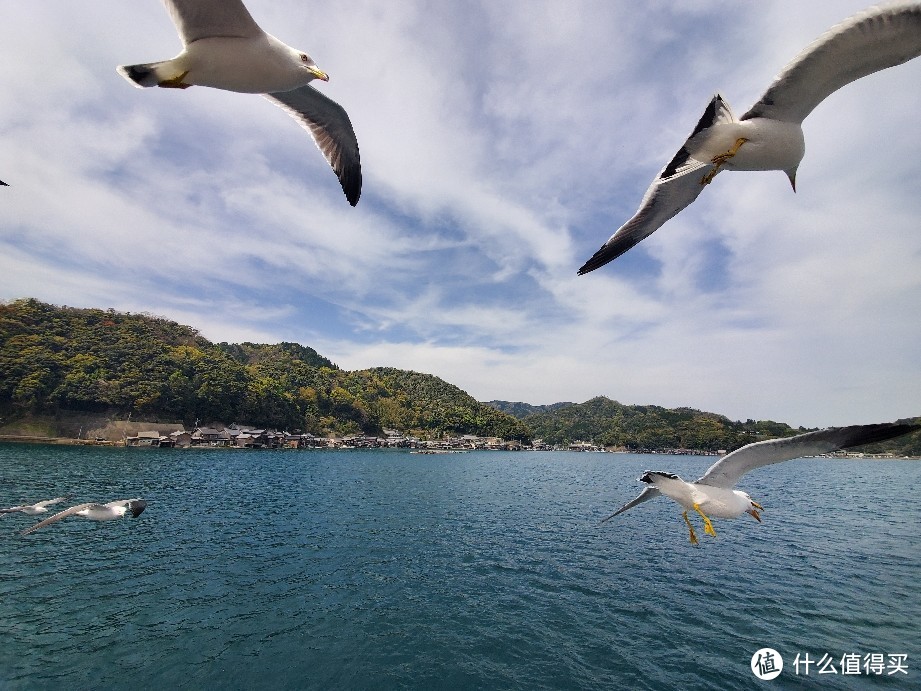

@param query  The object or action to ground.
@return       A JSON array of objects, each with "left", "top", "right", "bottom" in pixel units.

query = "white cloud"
[{"left": 1, "top": 1, "right": 919, "bottom": 428}]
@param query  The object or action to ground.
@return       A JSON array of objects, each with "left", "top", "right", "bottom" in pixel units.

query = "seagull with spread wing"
[
  {"left": 20, "top": 499, "right": 147, "bottom": 536},
  {"left": 579, "top": 2, "right": 921, "bottom": 274},
  {"left": 117, "top": 0, "right": 361, "bottom": 206},
  {"left": 1, "top": 495, "right": 71, "bottom": 516},
  {"left": 602, "top": 421, "right": 920, "bottom": 545}
]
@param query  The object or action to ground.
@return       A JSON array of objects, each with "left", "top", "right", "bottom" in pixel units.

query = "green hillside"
[
  {"left": 0, "top": 299, "right": 529, "bottom": 441},
  {"left": 2, "top": 299, "right": 918, "bottom": 454},
  {"left": 486, "top": 396, "right": 921, "bottom": 456}
]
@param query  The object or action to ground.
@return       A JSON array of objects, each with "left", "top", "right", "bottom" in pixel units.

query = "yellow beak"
[{"left": 308, "top": 66, "right": 329, "bottom": 82}]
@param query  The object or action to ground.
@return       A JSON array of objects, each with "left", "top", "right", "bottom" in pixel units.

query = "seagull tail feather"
[{"left": 116, "top": 62, "right": 168, "bottom": 89}]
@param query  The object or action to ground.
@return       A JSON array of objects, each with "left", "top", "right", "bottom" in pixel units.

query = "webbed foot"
[
  {"left": 693, "top": 503, "right": 717, "bottom": 537},
  {"left": 682, "top": 511, "right": 700, "bottom": 546},
  {"left": 158, "top": 71, "right": 191, "bottom": 89},
  {"left": 700, "top": 137, "right": 748, "bottom": 185}
]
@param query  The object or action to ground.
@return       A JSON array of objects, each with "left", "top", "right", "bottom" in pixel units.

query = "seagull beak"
[{"left": 307, "top": 66, "right": 329, "bottom": 82}]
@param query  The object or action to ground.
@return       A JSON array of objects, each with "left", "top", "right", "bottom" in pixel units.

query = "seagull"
[
  {"left": 602, "top": 421, "right": 920, "bottom": 545},
  {"left": 20, "top": 499, "right": 147, "bottom": 536},
  {"left": 117, "top": 0, "right": 361, "bottom": 206},
  {"left": 578, "top": 2, "right": 921, "bottom": 275},
  {"left": 0, "top": 495, "right": 71, "bottom": 516}
]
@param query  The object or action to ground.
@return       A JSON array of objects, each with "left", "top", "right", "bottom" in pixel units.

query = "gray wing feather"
[
  {"left": 577, "top": 93, "right": 737, "bottom": 274},
  {"left": 696, "top": 421, "right": 920, "bottom": 488},
  {"left": 742, "top": 3, "right": 921, "bottom": 124},
  {"left": 600, "top": 486, "right": 662, "bottom": 523},
  {"left": 265, "top": 86, "right": 362, "bottom": 206},
  {"left": 164, "top": 0, "right": 264, "bottom": 44},
  {"left": 20, "top": 503, "right": 96, "bottom": 536}
]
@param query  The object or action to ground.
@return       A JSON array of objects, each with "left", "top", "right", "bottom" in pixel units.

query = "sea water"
[{"left": 0, "top": 443, "right": 918, "bottom": 689}]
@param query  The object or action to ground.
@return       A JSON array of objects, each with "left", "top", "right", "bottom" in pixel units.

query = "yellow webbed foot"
[
  {"left": 711, "top": 137, "right": 748, "bottom": 165},
  {"left": 700, "top": 138, "right": 748, "bottom": 186},
  {"left": 693, "top": 503, "right": 717, "bottom": 537},
  {"left": 158, "top": 71, "right": 191, "bottom": 89},
  {"left": 682, "top": 511, "right": 700, "bottom": 546}
]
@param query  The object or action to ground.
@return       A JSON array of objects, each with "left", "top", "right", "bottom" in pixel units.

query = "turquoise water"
[{"left": 0, "top": 443, "right": 918, "bottom": 689}]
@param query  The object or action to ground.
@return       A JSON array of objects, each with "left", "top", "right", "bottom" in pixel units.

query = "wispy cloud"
[{"left": 1, "top": 1, "right": 919, "bottom": 427}]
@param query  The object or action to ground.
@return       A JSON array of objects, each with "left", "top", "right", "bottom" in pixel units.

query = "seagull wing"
[
  {"left": 164, "top": 0, "right": 264, "bottom": 44},
  {"left": 265, "top": 86, "right": 362, "bottom": 206},
  {"left": 20, "top": 503, "right": 97, "bottom": 536},
  {"left": 600, "top": 486, "right": 662, "bottom": 523},
  {"left": 577, "top": 94, "right": 737, "bottom": 274},
  {"left": 696, "top": 421, "right": 921, "bottom": 489},
  {"left": 0, "top": 505, "right": 26, "bottom": 514},
  {"left": 741, "top": 3, "right": 921, "bottom": 124},
  {"left": 33, "top": 495, "right": 71, "bottom": 509}
]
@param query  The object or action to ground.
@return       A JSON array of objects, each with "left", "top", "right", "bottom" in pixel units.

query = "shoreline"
[{"left": 0, "top": 435, "right": 917, "bottom": 459}]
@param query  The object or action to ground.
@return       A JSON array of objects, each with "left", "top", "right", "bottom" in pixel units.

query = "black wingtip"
[
  {"left": 340, "top": 169, "right": 361, "bottom": 206},
  {"left": 0, "top": 180, "right": 8, "bottom": 186}
]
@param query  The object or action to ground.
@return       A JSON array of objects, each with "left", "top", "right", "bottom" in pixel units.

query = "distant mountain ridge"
[{"left": 484, "top": 400, "right": 575, "bottom": 419}]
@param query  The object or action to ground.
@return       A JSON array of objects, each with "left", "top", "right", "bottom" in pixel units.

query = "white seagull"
[
  {"left": 579, "top": 2, "right": 921, "bottom": 274},
  {"left": 21, "top": 499, "right": 147, "bottom": 536},
  {"left": 602, "top": 421, "right": 919, "bottom": 545},
  {"left": 117, "top": 0, "right": 361, "bottom": 206},
  {"left": 1, "top": 495, "right": 71, "bottom": 516}
]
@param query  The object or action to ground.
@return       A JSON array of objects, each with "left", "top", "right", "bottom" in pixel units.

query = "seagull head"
[
  {"left": 745, "top": 496, "right": 764, "bottom": 522},
  {"left": 296, "top": 51, "right": 329, "bottom": 82},
  {"left": 127, "top": 499, "right": 147, "bottom": 518}
]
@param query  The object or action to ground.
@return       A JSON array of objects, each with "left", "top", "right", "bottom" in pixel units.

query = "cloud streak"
[{"left": 1, "top": 1, "right": 919, "bottom": 427}]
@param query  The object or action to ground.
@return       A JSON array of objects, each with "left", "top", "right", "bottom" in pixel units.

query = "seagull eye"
[{"left": 300, "top": 54, "right": 309, "bottom": 63}]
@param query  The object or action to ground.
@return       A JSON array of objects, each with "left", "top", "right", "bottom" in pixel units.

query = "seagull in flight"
[
  {"left": 21, "top": 499, "right": 147, "bottom": 536},
  {"left": 1, "top": 495, "right": 71, "bottom": 516},
  {"left": 117, "top": 0, "right": 361, "bottom": 205},
  {"left": 579, "top": 2, "right": 921, "bottom": 274},
  {"left": 602, "top": 421, "right": 920, "bottom": 545}
]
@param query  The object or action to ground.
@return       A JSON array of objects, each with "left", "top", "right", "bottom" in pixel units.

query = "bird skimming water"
[{"left": 602, "top": 421, "right": 920, "bottom": 545}]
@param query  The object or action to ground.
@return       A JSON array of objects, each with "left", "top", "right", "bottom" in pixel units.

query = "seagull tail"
[{"left": 116, "top": 62, "right": 168, "bottom": 88}]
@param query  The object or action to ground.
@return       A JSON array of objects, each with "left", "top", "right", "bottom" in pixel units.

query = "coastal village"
[
  {"left": 125, "top": 425, "right": 544, "bottom": 451},
  {"left": 120, "top": 424, "right": 626, "bottom": 452},
  {"left": 119, "top": 425, "right": 911, "bottom": 458}
]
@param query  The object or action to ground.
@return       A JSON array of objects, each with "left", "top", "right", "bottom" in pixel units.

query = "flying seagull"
[
  {"left": 1, "top": 495, "right": 71, "bottom": 516},
  {"left": 578, "top": 2, "right": 921, "bottom": 275},
  {"left": 21, "top": 499, "right": 147, "bottom": 536},
  {"left": 117, "top": 0, "right": 361, "bottom": 206},
  {"left": 602, "top": 421, "right": 920, "bottom": 545}
]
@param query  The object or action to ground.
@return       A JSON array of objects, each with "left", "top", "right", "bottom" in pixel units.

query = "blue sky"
[{"left": 2, "top": 1, "right": 920, "bottom": 428}]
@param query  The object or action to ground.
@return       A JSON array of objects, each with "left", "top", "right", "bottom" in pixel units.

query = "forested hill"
[
  {"left": 0, "top": 299, "right": 530, "bottom": 441},
  {"left": 2, "top": 299, "right": 918, "bottom": 454},
  {"left": 486, "top": 396, "right": 921, "bottom": 456}
]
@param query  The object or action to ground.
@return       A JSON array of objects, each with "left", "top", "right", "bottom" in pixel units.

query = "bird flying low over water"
[
  {"left": 578, "top": 2, "right": 921, "bottom": 275},
  {"left": 1, "top": 496, "right": 71, "bottom": 516},
  {"left": 20, "top": 499, "right": 147, "bottom": 536},
  {"left": 117, "top": 0, "right": 361, "bottom": 206},
  {"left": 602, "top": 421, "right": 920, "bottom": 546}
]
